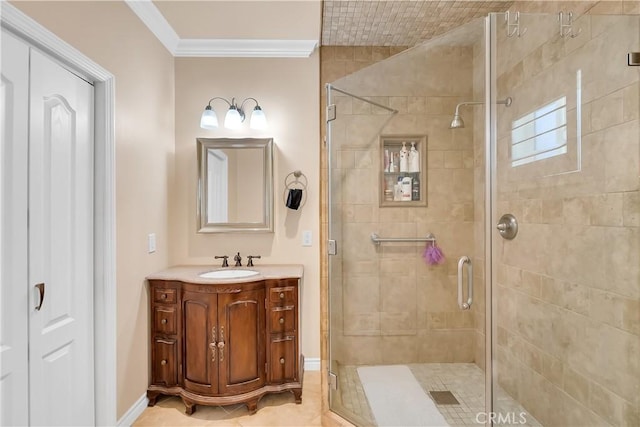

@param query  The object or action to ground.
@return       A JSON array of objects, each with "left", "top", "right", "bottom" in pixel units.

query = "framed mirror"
[{"left": 197, "top": 137, "right": 274, "bottom": 233}]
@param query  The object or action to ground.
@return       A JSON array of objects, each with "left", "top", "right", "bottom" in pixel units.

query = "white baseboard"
[
  {"left": 117, "top": 392, "right": 149, "bottom": 427},
  {"left": 304, "top": 357, "right": 321, "bottom": 371}
]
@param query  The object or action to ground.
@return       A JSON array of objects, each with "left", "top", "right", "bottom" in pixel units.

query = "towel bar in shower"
[{"left": 370, "top": 233, "right": 436, "bottom": 245}]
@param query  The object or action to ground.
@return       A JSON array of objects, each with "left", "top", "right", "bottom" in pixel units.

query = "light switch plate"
[
  {"left": 302, "top": 230, "right": 312, "bottom": 247},
  {"left": 148, "top": 233, "right": 156, "bottom": 253}
]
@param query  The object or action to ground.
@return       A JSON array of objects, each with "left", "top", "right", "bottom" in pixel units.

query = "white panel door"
[
  {"left": 28, "top": 49, "right": 95, "bottom": 426},
  {"left": 0, "top": 29, "right": 30, "bottom": 427}
]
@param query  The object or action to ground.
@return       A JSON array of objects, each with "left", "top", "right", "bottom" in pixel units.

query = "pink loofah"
[{"left": 423, "top": 241, "right": 445, "bottom": 265}]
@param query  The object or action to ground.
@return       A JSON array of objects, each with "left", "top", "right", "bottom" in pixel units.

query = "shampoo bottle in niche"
[
  {"left": 384, "top": 149, "right": 389, "bottom": 172},
  {"left": 399, "top": 142, "right": 409, "bottom": 172},
  {"left": 411, "top": 176, "right": 420, "bottom": 201},
  {"left": 401, "top": 176, "right": 412, "bottom": 201},
  {"left": 409, "top": 142, "right": 420, "bottom": 173},
  {"left": 394, "top": 176, "right": 403, "bottom": 201}
]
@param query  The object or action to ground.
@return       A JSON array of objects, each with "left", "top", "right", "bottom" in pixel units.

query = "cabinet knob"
[
  {"left": 279, "top": 292, "right": 285, "bottom": 299},
  {"left": 161, "top": 359, "right": 167, "bottom": 366},
  {"left": 161, "top": 318, "right": 168, "bottom": 324},
  {"left": 161, "top": 294, "right": 167, "bottom": 299},
  {"left": 279, "top": 357, "right": 285, "bottom": 365},
  {"left": 279, "top": 317, "right": 284, "bottom": 325}
]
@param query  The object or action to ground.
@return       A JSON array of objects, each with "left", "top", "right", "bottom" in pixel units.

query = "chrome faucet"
[
  {"left": 215, "top": 255, "right": 229, "bottom": 267},
  {"left": 247, "top": 255, "right": 261, "bottom": 267},
  {"left": 234, "top": 252, "right": 242, "bottom": 267}
]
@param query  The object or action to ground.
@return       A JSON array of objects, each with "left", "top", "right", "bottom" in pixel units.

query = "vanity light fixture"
[{"left": 200, "top": 97, "right": 268, "bottom": 130}]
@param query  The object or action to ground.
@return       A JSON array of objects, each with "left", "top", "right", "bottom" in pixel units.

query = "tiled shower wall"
[
  {"left": 493, "top": 13, "right": 640, "bottom": 426},
  {"left": 328, "top": 41, "right": 482, "bottom": 366}
]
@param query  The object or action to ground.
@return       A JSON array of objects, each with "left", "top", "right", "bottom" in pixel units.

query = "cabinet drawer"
[
  {"left": 153, "top": 287, "right": 177, "bottom": 304},
  {"left": 154, "top": 306, "right": 177, "bottom": 335},
  {"left": 152, "top": 338, "right": 178, "bottom": 387},
  {"left": 268, "top": 287, "right": 296, "bottom": 306},
  {"left": 269, "top": 306, "right": 295, "bottom": 333},
  {"left": 268, "top": 335, "right": 297, "bottom": 383}
]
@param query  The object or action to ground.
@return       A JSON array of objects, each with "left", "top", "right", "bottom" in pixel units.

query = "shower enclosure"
[{"left": 326, "top": 11, "right": 639, "bottom": 427}]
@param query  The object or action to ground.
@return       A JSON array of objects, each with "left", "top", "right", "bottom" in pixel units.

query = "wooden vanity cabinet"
[
  {"left": 266, "top": 279, "right": 299, "bottom": 385},
  {"left": 150, "top": 282, "right": 181, "bottom": 388},
  {"left": 147, "top": 278, "right": 302, "bottom": 415}
]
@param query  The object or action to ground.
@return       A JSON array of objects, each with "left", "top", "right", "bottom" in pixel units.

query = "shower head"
[
  {"left": 449, "top": 97, "right": 513, "bottom": 129},
  {"left": 449, "top": 114, "right": 465, "bottom": 129}
]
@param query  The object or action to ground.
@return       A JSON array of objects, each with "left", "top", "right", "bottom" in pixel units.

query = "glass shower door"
[
  {"left": 326, "top": 82, "right": 400, "bottom": 426},
  {"left": 327, "top": 18, "right": 490, "bottom": 426},
  {"left": 490, "top": 12, "right": 640, "bottom": 426}
]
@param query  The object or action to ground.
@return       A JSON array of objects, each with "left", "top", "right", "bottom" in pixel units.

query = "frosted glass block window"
[{"left": 511, "top": 97, "right": 567, "bottom": 167}]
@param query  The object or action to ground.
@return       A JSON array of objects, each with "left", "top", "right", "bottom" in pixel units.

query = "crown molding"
[
  {"left": 125, "top": 0, "right": 317, "bottom": 58},
  {"left": 124, "top": 0, "right": 180, "bottom": 54},
  {"left": 176, "top": 39, "right": 317, "bottom": 58}
]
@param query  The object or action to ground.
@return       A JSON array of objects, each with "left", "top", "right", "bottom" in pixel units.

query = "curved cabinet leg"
[
  {"left": 246, "top": 398, "right": 259, "bottom": 415},
  {"left": 182, "top": 397, "right": 197, "bottom": 415},
  {"left": 147, "top": 391, "right": 161, "bottom": 407},
  {"left": 292, "top": 388, "right": 302, "bottom": 404}
]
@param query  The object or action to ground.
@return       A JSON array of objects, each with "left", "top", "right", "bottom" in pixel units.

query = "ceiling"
[
  {"left": 153, "top": 1, "right": 322, "bottom": 41},
  {"left": 322, "top": 1, "right": 513, "bottom": 46},
  {"left": 148, "top": 1, "right": 516, "bottom": 50}
]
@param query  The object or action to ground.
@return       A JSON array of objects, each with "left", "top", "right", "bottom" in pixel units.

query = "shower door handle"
[{"left": 457, "top": 256, "right": 472, "bottom": 310}]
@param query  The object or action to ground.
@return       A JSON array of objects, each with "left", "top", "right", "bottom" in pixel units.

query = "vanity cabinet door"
[
  {"left": 152, "top": 338, "right": 178, "bottom": 386},
  {"left": 217, "top": 288, "right": 266, "bottom": 395},
  {"left": 154, "top": 306, "right": 177, "bottom": 335},
  {"left": 268, "top": 335, "right": 297, "bottom": 383},
  {"left": 182, "top": 290, "right": 218, "bottom": 395},
  {"left": 268, "top": 306, "right": 295, "bottom": 334}
]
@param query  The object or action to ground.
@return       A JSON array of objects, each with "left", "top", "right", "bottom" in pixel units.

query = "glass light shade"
[
  {"left": 250, "top": 106, "right": 268, "bottom": 130},
  {"left": 224, "top": 107, "right": 242, "bottom": 129},
  {"left": 200, "top": 107, "right": 218, "bottom": 129}
]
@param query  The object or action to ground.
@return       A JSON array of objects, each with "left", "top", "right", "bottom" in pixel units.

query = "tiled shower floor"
[{"left": 336, "top": 363, "right": 541, "bottom": 426}]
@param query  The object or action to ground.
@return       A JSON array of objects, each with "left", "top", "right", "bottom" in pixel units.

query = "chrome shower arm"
[
  {"left": 453, "top": 100, "right": 483, "bottom": 116},
  {"left": 453, "top": 97, "right": 512, "bottom": 115}
]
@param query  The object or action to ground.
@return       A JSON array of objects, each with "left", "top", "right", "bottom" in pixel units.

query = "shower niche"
[{"left": 379, "top": 135, "right": 427, "bottom": 207}]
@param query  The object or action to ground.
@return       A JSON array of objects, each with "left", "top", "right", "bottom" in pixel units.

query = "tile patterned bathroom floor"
[
  {"left": 336, "top": 363, "right": 541, "bottom": 427},
  {"left": 133, "top": 371, "right": 322, "bottom": 426}
]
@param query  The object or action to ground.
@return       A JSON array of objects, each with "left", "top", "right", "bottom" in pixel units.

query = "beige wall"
[
  {"left": 493, "top": 11, "right": 640, "bottom": 427},
  {"left": 11, "top": 0, "right": 175, "bottom": 419},
  {"left": 172, "top": 56, "right": 320, "bottom": 360},
  {"left": 11, "top": 2, "right": 321, "bottom": 420}
]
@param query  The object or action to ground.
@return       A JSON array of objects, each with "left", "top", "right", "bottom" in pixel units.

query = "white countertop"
[{"left": 146, "top": 264, "right": 304, "bottom": 285}]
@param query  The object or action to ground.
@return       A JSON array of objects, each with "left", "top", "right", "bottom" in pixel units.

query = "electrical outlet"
[
  {"left": 302, "top": 230, "right": 312, "bottom": 247},
  {"left": 148, "top": 233, "right": 156, "bottom": 253}
]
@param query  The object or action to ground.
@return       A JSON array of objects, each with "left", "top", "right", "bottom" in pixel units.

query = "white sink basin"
[{"left": 199, "top": 269, "right": 259, "bottom": 279}]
